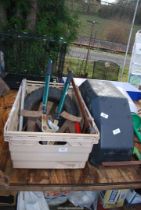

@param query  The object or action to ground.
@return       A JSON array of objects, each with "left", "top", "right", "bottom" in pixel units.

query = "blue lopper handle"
[
  {"left": 55, "top": 71, "right": 73, "bottom": 119},
  {"left": 42, "top": 59, "right": 53, "bottom": 114}
]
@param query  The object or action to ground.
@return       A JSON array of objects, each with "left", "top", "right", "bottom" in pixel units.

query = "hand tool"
[
  {"left": 42, "top": 58, "right": 57, "bottom": 132},
  {"left": 55, "top": 70, "right": 73, "bottom": 120},
  {"left": 72, "top": 79, "right": 96, "bottom": 134},
  {"left": 48, "top": 71, "right": 73, "bottom": 131}
]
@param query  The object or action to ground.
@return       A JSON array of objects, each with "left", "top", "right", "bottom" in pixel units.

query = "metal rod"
[
  {"left": 120, "top": 0, "right": 140, "bottom": 80},
  {"left": 19, "top": 79, "right": 26, "bottom": 131},
  {"left": 84, "top": 20, "right": 96, "bottom": 74}
]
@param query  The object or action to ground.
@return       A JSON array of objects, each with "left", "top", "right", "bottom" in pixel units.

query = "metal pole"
[
  {"left": 84, "top": 20, "right": 96, "bottom": 75},
  {"left": 120, "top": 0, "right": 140, "bottom": 80}
]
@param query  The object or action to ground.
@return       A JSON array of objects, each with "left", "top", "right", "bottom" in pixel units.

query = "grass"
[
  {"left": 66, "top": 10, "right": 134, "bottom": 81},
  {"left": 93, "top": 60, "right": 120, "bottom": 81},
  {"left": 119, "top": 67, "right": 129, "bottom": 82},
  {"left": 64, "top": 56, "right": 129, "bottom": 81},
  {"left": 77, "top": 14, "right": 113, "bottom": 39},
  {"left": 77, "top": 13, "right": 141, "bottom": 43},
  {"left": 64, "top": 56, "right": 93, "bottom": 77}
]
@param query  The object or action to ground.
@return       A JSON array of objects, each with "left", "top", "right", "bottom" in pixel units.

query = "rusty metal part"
[{"left": 21, "top": 110, "right": 42, "bottom": 118}]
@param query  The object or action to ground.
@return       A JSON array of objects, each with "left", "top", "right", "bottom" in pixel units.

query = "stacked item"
[{"left": 100, "top": 189, "right": 129, "bottom": 209}]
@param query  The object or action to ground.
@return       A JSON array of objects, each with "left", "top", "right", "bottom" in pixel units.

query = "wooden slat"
[
  {"left": 21, "top": 110, "right": 42, "bottom": 118},
  {"left": 60, "top": 111, "right": 82, "bottom": 122},
  {"left": 1, "top": 148, "right": 141, "bottom": 191},
  {"left": 72, "top": 79, "right": 97, "bottom": 134},
  {"left": 102, "top": 161, "right": 141, "bottom": 166},
  {"left": 5, "top": 161, "right": 141, "bottom": 191},
  {"left": 4, "top": 182, "right": 141, "bottom": 192}
]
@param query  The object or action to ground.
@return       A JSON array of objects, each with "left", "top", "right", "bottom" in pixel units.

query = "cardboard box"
[{"left": 100, "top": 189, "right": 129, "bottom": 209}]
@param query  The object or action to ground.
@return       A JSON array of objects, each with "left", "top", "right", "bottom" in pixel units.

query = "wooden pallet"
[{"left": 1, "top": 87, "right": 141, "bottom": 191}]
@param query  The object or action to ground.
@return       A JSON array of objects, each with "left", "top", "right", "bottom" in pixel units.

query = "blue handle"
[
  {"left": 42, "top": 59, "right": 53, "bottom": 114},
  {"left": 46, "top": 58, "right": 53, "bottom": 75},
  {"left": 56, "top": 71, "right": 73, "bottom": 118}
]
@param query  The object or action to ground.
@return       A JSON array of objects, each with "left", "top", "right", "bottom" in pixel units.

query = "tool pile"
[
  {"left": 19, "top": 59, "right": 96, "bottom": 139},
  {"left": 41, "top": 59, "right": 77, "bottom": 134},
  {"left": 19, "top": 60, "right": 81, "bottom": 137}
]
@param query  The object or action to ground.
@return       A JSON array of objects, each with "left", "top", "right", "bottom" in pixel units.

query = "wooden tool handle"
[{"left": 72, "top": 79, "right": 96, "bottom": 134}]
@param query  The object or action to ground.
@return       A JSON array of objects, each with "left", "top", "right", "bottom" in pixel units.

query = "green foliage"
[
  {"left": 64, "top": 57, "right": 93, "bottom": 77},
  {"left": 36, "top": 0, "right": 78, "bottom": 42},
  {"left": 0, "top": 0, "right": 11, "bottom": 9},
  {"left": 0, "top": 0, "right": 78, "bottom": 76},
  {"left": 92, "top": 60, "right": 120, "bottom": 81},
  {"left": 0, "top": 0, "right": 78, "bottom": 43},
  {"left": 120, "top": 67, "right": 129, "bottom": 82},
  {"left": 64, "top": 57, "right": 120, "bottom": 80}
]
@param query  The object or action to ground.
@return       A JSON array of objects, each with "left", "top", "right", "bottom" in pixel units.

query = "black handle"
[
  {"left": 46, "top": 58, "right": 53, "bottom": 75},
  {"left": 66, "top": 70, "right": 73, "bottom": 84}
]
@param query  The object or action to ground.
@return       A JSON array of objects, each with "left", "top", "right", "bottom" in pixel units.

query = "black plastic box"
[{"left": 79, "top": 79, "right": 133, "bottom": 165}]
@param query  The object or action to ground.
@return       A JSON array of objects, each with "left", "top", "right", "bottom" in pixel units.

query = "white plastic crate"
[{"left": 4, "top": 80, "right": 99, "bottom": 169}]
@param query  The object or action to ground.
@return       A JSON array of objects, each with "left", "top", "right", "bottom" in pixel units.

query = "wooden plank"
[
  {"left": 1, "top": 147, "right": 141, "bottom": 191},
  {"left": 72, "top": 79, "right": 98, "bottom": 134},
  {"left": 3, "top": 182, "right": 141, "bottom": 192},
  {"left": 4, "top": 162, "right": 141, "bottom": 191},
  {"left": 102, "top": 161, "right": 141, "bottom": 166},
  {"left": 21, "top": 110, "right": 42, "bottom": 118},
  {"left": 59, "top": 120, "right": 75, "bottom": 133},
  {"left": 60, "top": 111, "right": 82, "bottom": 123}
]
